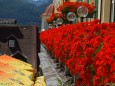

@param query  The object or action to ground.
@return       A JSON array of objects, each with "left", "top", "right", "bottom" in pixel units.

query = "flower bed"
[{"left": 40, "top": 19, "right": 115, "bottom": 86}]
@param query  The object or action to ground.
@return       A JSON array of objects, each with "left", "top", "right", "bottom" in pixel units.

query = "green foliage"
[{"left": 57, "top": 78, "right": 73, "bottom": 86}]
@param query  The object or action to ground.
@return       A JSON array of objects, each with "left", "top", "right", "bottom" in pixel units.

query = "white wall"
[{"left": 41, "top": 16, "right": 50, "bottom": 31}]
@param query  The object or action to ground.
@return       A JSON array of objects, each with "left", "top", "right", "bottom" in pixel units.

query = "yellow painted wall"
[
  {"left": 59, "top": 0, "right": 64, "bottom": 4},
  {"left": 101, "top": 0, "right": 111, "bottom": 23},
  {"left": 89, "top": 0, "right": 95, "bottom": 4},
  {"left": 70, "top": 0, "right": 76, "bottom": 2},
  {"left": 53, "top": 0, "right": 61, "bottom": 13}
]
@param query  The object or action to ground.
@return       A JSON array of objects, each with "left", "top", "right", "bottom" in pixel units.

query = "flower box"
[
  {"left": 57, "top": 2, "right": 96, "bottom": 18},
  {"left": 59, "top": 59, "right": 63, "bottom": 68},
  {"left": 64, "top": 65, "right": 71, "bottom": 76},
  {"left": 86, "top": 13, "right": 94, "bottom": 18}
]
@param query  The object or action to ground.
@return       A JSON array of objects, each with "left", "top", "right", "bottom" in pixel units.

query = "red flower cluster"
[
  {"left": 40, "top": 20, "right": 115, "bottom": 85},
  {"left": 57, "top": 1, "right": 96, "bottom": 16},
  {"left": 75, "top": 1, "right": 96, "bottom": 14},
  {"left": 46, "top": 13, "right": 64, "bottom": 24},
  {"left": 57, "top": 2, "right": 76, "bottom": 15}
]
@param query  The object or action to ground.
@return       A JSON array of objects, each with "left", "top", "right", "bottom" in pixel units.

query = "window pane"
[
  {"left": 77, "top": 0, "right": 82, "bottom": 2},
  {"left": 87, "top": 0, "right": 89, "bottom": 3},
  {"left": 114, "top": 0, "right": 115, "bottom": 22},
  {"left": 9, "top": 40, "right": 15, "bottom": 47},
  {"left": 95, "top": 0, "right": 98, "bottom": 18},
  {"left": 110, "top": 0, "right": 115, "bottom": 22}
]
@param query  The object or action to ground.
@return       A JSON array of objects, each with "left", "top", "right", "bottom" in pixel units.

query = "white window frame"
[
  {"left": 9, "top": 40, "right": 15, "bottom": 47},
  {"left": 111, "top": 0, "right": 115, "bottom": 22}
]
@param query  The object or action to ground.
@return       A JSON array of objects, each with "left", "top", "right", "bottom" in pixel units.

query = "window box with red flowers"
[
  {"left": 57, "top": 1, "right": 96, "bottom": 18},
  {"left": 46, "top": 13, "right": 67, "bottom": 25}
]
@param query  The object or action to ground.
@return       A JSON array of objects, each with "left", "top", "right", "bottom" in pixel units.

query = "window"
[
  {"left": 77, "top": 0, "right": 82, "bottom": 2},
  {"left": 110, "top": 0, "right": 115, "bottom": 22},
  {"left": 95, "top": 0, "right": 98, "bottom": 18},
  {"left": 114, "top": 0, "right": 115, "bottom": 22},
  {"left": 87, "top": 0, "right": 89, "bottom": 3},
  {"left": 9, "top": 40, "right": 15, "bottom": 47}
]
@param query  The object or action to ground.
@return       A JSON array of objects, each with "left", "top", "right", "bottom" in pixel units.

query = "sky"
[{"left": 32, "top": 0, "right": 39, "bottom": 1}]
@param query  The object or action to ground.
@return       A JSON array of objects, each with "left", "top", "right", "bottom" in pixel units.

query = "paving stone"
[
  {"left": 38, "top": 45, "right": 61, "bottom": 86},
  {"left": 38, "top": 45, "right": 75, "bottom": 86},
  {"left": 45, "top": 73, "right": 57, "bottom": 79}
]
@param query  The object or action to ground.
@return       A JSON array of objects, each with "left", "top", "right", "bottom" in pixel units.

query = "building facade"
[
  {"left": 41, "top": 0, "right": 114, "bottom": 30},
  {"left": 0, "top": 24, "right": 40, "bottom": 72},
  {"left": 41, "top": 4, "right": 54, "bottom": 31},
  {"left": 52, "top": 0, "right": 115, "bottom": 23}
]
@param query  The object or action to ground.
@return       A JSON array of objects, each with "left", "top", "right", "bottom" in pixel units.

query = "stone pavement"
[{"left": 38, "top": 45, "right": 62, "bottom": 86}]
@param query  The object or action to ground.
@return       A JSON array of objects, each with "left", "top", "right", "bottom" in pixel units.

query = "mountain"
[
  {"left": 0, "top": 0, "right": 52, "bottom": 26},
  {"left": 27, "top": 0, "right": 50, "bottom": 6}
]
